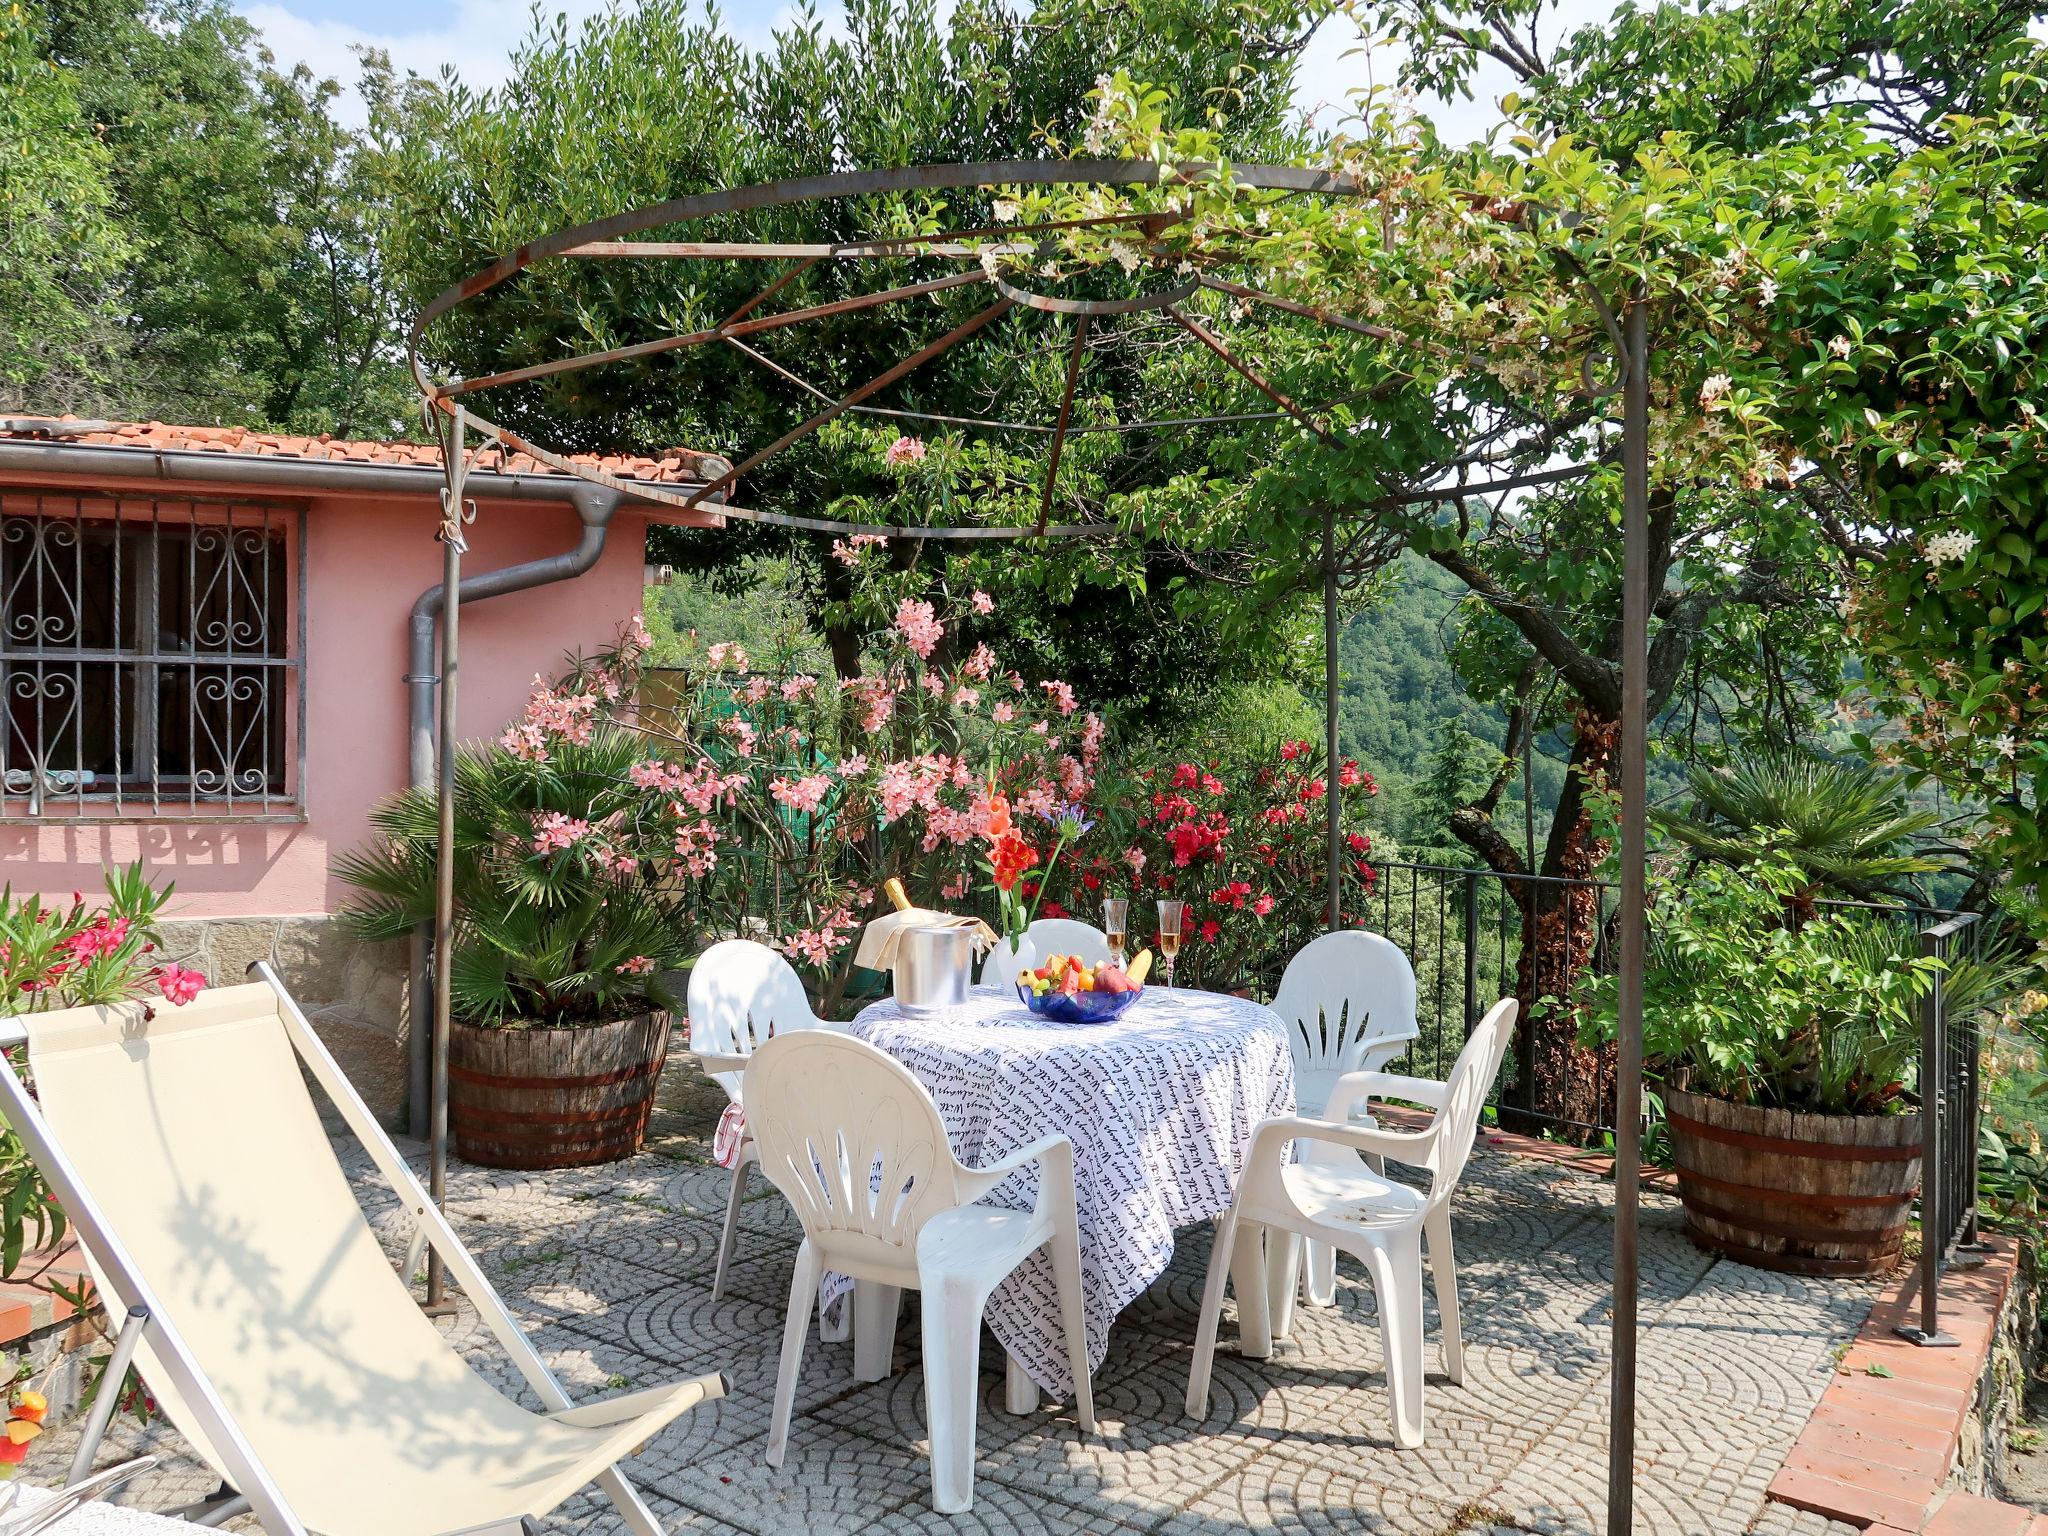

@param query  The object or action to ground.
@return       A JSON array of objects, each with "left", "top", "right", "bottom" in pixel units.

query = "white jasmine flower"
[
  {"left": 992, "top": 199, "right": 1020, "bottom": 223},
  {"left": 1757, "top": 276, "right": 1779, "bottom": 304},
  {"left": 1698, "top": 372, "right": 1733, "bottom": 407},
  {"left": 1993, "top": 734, "right": 2018, "bottom": 760},
  {"left": 1923, "top": 530, "right": 1979, "bottom": 566},
  {"left": 1939, "top": 456, "right": 1966, "bottom": 475},
  {"left": 1107, "top": 240, "right": 1142, "bottom": 274},
  {"left": 1829, "top": 334, "right": 1853, "bottom": 358}
]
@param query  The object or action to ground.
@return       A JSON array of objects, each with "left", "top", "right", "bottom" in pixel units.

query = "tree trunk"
[{"left": 1498, "top": 705, "right": 1619, "bottom": 1141}]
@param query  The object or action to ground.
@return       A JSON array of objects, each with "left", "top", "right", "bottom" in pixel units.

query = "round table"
[{"left": 848, "top": 984, "right": 1295, "bottom": 1398}]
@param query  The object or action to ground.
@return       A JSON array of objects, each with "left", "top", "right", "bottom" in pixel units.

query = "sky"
[{"left": 238, "top": 0, "right": 1613, "bottom": 141}]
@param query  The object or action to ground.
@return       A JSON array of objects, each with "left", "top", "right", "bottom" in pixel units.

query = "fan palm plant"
[
  {"left": 1653, "top": 750, "right": 1951, "bottom": 904},
  {"left": 335, "top": 725, "right": 696, "bottom": 1026}
]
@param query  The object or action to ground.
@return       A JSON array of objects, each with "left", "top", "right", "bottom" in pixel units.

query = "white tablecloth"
[{"left": 847, "top": 985, "right": 1295, "bottom": 1397}]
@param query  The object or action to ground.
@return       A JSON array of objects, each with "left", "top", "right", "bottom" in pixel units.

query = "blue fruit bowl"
[{"left": 1015, "top": 983, "right": 1144, "bottom": 1024}]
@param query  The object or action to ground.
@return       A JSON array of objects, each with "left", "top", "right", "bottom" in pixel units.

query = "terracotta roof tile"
[{"left": 0, "top": 416, "right": 729, "bottom": 488}]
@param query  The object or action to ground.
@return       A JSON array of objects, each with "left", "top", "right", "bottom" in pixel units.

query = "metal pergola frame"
[{"left": 408, "top": 158, "right": 1654, "bottom": 1534}]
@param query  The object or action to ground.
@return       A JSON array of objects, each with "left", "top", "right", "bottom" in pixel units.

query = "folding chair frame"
[{"left": 0, "top": 961, "right": 681, "bottom": 1536}]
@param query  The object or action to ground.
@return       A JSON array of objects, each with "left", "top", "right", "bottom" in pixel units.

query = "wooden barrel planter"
[
  {"left": 449, "top": 1013, "right": 672, "bottom": 1169},
  {"left": 1664, "top": 1087, "right": 1921, "bottom": 1277}
]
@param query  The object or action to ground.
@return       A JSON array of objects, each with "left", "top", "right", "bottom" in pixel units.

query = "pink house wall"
[{"left": 0, "top": 485, "right": 654, "bottom": 917}]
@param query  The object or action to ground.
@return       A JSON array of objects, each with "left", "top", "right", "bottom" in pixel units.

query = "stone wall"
[
  {"left": 1956, "top": 1238, "right": 2038, "bottom": 1498},
  {"left": 156, "top": 915, "right": 411, "bottom": 1129}
]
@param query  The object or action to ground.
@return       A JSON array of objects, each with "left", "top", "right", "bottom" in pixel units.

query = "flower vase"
[{"left": 984, "top": 930, "right": 1038, "bottom": 994}]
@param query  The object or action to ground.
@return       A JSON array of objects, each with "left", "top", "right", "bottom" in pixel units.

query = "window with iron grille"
[{"left": 1, "top": 494, "right": 306, "bottom": 821}]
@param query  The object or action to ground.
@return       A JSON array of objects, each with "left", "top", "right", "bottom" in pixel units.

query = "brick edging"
[
  {"left": 0, "top": 1238, "right": 93, "bottom": 1347},
  {"left": 1768, "top": 1235, "right": 2019, "bottom": 1530}
]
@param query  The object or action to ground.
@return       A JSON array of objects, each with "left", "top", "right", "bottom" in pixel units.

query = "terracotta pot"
[
  {"left": 1664, "top": 1086, "right": 1921, "bottom": 1277},
  {"left": 448, "top": 1012, "right": 671, "bottom": 1169}
]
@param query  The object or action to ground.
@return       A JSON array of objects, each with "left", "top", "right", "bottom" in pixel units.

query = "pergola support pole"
[
  {"left": 1324, "top": 502, "right": 1342, "bottom": 932},
  {"left": 424, "top": 405, "right": 469, "bottom": 1316},
  {"left": 1606, "top": 288, "right": 1650, "bottom": 1536}
]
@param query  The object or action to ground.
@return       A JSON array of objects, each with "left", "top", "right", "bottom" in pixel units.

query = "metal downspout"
[{"left": 403, "top": 483, "right": 626, "bottom": 1135}]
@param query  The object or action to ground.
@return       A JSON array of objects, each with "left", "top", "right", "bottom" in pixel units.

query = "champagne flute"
[
  {"left": 1102, "top": 898, "right": 1128, "bottom": 969},
  {"left": 1156, "top": 898, "right": 1184, "bottom": 991}
]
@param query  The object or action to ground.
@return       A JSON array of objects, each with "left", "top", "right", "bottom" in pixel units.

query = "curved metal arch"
[{"left": 406, "top": 159, "right": 1391, "bottom": 540}]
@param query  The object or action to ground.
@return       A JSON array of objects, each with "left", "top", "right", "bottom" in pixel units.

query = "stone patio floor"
[{"left": 59, "top": 1063, "right": 1880, "bottom": 1535}]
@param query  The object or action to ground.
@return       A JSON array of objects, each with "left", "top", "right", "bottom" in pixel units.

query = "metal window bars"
[{"left": 0, "top": 494, "right": 307, "bottom": 822}]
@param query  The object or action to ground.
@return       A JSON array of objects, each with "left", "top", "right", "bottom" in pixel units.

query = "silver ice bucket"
[{"left": 892, "top": 922, "right": 975, "bottom": 1013}]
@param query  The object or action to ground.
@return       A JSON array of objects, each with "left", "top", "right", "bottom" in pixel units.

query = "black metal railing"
[{"left": 1897, "top": 910, "right": 1985, "bottom": 1347}]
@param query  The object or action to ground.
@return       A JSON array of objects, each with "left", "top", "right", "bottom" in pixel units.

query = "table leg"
[{"left": 1004, "top": 1350, "right": 1041, "bottom": 1413}]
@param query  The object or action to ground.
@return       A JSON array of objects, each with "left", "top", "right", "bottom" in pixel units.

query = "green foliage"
[
  {"left": 1654, "top": 750, "right": 1950, "bottom": 898},
  {"left": 335, "top": 727, "right": 698, "bottom": 1026},
  {"left": 367, "top": 0, "right": 1323, "bottom": 716},
  {"left": 15, "top": 0, "right": 409, "bottom": 430},
  {"left": 0, "top": 3, "right": 126, "bottom": 411},
  {"left": 1583, "top": 853, "right": 1942, "bottom": 1116}
]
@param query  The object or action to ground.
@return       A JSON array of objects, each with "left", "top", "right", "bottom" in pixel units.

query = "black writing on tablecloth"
[{"left": 831, "top": 987, "right": 1296, "bottom": 1399}]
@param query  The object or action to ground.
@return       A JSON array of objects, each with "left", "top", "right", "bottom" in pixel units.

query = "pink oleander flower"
[
  {"left": 770, "top": 774, "right": 832, "bottom": 814},
  {"left": 879, "top": 760, "right": 918, "bottom": 823},
  {"left": 781, "top": 675, "right": 818, "bottom": 702},
  {"left": 154, "top": 963, "right": 205, "bottom": 1007},
  {"left": 971, "top": 589, "right": 995, "bottom": 615},
  {"left": 895, "top": 598, "right": 944, "bottom": 659},
  {"left": 839, "top": 753, "right": 869, "bottom": 776},
  {"left": 940, "top": 873, "right": 970, "bottom": 901},
  {"left": 884, "top": 435, "right": 927, "bottom": 467},
  {"left": 964, "top": 643, "right": 997, "bottom": 680},
  {"left": 992, "top": 701, "right": 1015, "bottom": 724},
  {"left": 533, "top": 812, "right": 592, "bottom": 854},
  {"left": 624, "top": 612, "right": 653, "bottom": 654},
  {"left": 720, "top": 719, "right": 757, "bottom": 757},
  {"left": 1253, "top": 893, "right": 1276, "bottom": 917},
  {"left": 740, "top": 677, "right": 773, "bottom": 705},
  {"left": 615, "top": 955, "right": 656, "bottom": 975},
  {"left": 1124, "top": 846, "right": 1147, "bottom": 875},
  {"left": 1016, "top": 784, "right": 1057, "bottom": 821},
  {"left": 1040, "top": 680, "right": 1077, "bottom": 716},
  {"left": 705, "top": 641, "right": 750, "bottom": 671},
  {"left": 924, "top": 672, "right": 947, "bottom": 697},
  {"left": 953, "top": 686, "right": 981, "bottom": 709},
  {"left": 831, "top": 532, "right": 889, "bottom": 567},
  {"left": 629, "top": 759, "right": 686, "bottom": 792},
  {"left": 672, "top": 820, "right": 721, "bottom": 878},
  {"left": 1080, "top": 712, "right": 1106, "bottom": 765}
]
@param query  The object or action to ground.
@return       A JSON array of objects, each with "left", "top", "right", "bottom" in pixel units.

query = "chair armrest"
[
  {"left": 1325, "top": 1069, "right": 1449, "bottom": 1124},
  {"left": 1249, "top": 1112, "right": 1439, "bottom": 1170},
  {"left": 956, "top": 1133, "right": 1072, "bottom": 1206},
  {"left": 694, "top": 1051, "right": 752, "bottom": 1081}
]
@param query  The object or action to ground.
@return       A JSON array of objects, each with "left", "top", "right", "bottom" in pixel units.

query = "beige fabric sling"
[{"left": 22, "top": 982, "right": 721, "bottom": 1536}]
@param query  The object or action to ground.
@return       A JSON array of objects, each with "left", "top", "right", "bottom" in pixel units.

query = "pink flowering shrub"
[
  {"left": 3, "top": 863, "right": 200, "bottom": 1299},
  {"left": 338, "top": 618, "right": 697, "bottom": 1027},
  {"left": 469, "top": 607, "right": 1097, "bottom": 1013}
]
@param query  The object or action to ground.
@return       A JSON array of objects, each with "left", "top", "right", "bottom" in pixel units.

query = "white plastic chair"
[
  {"left": 744, "top": 1030, "right": 1095, "bottom": 1513},
  {"left": 687, "top": 939, "right": 841, "bottom": 1305},
  {"left": 1270, "top": 930, "right": 1422, "bottom": 1305},
  {"left": 1185, "top": 997, "right": 1518, "bottom": 1450},
  {"left": 978, "top": 917, "right": 1112, "bottom": 992},
  {"left": 0, "top": 969, "right": 727, "bottom": 1536}
]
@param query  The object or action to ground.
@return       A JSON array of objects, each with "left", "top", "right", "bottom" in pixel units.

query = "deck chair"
[{"left": 0, "top": 964, "right": 728, "bottom": 1536}]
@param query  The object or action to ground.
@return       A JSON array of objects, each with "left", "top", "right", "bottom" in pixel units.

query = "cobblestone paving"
[{"left": 51, "top": 1064, "right": 1874, "bottom": 1535}]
